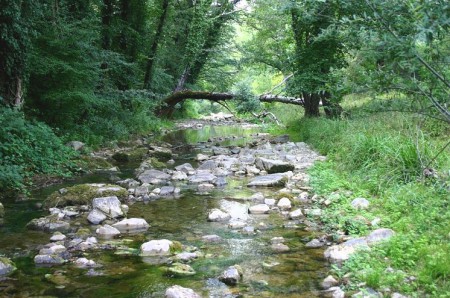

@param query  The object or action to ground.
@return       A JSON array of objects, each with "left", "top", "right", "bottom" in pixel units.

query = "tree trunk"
[
  {"left": 174, "top": 67, "right": 190, "bottom": 92},
  {"left": 143, "top": 0, "right": 170, "bottom": 90},
  {"left": 157, "top": 90, "right": 305, "bottom": 118},
  {"left": 302, "top": 92, "right": 321, "bottom": 117},
  {"left": 321, "top": 91, "right": 342, "bottom": 119}
]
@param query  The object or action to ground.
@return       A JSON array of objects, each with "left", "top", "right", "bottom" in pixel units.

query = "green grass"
[{"left": 276, "top": 95, "right": 450, "bottom": 296}]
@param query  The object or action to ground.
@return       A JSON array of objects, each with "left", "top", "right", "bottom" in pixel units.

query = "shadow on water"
[{"left": 0, "top": 124, "right": 328, "bottom": 297}]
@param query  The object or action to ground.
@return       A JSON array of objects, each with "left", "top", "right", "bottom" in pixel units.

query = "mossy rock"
[
  {"left": 0, "top": 257, "right": 16, "bottom": 276},
  {"left": 166, "top": 263, "right": 196, "bottom": 276},
  {"left": 112, "top": 152, "right": 130, "bottom": 162},
  {"left": 77, "top": 156, "right": 115, "bottom": 171},
  {"left": 44, "top": 183, "right": 128, "bottom": 208},
  {"left": 128, "top": 148, "right": 148, "bottom": 161},
  {"left": 169, "top": 241, "right": 183, "bottom": 254}
]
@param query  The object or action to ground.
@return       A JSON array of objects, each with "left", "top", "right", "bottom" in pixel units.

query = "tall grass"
[{"left": 276, "top": 96, "right": 450, "bottom": 296}]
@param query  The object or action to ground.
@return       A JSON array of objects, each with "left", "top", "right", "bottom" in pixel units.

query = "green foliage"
[
  {"left": 0, "top": 107, "right": 75, "bottom": 192},
  {"left": 284, "top": 97, "right": 449, "bottom": 296},
  {"left": 232, "top": 81, "right": 261, "bottom": 114}
]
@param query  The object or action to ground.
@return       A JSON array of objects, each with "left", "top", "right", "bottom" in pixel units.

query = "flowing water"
[{"left": 0, "top": 123, "right": 328, "bottom": 297}]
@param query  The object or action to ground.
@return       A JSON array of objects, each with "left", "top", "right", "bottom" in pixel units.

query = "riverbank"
[{"left": 276, "top": 102, "right": 450, "bottom": 297}]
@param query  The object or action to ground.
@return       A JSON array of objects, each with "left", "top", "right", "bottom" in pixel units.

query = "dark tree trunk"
[
  {"left": 101, "top": 0, "right": 114, "bottom": 51},
  {"left": 143, "top": 0, "right": 170, "bottom": 90},
  {"left": 302, "top": 92, "right": 321, "bottom": 117}
]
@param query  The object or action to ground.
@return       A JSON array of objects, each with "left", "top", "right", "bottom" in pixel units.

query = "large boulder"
[
  {"left": 112, "top": 218, "right": 149, "bottom": 233},
  {"left": 165, "top": 285, "right": 201, "bottom": 298},
  {"left": 247, "top": 173, "right": 288, "bottom": 187},
  {"left": 351, "top": 198, "right": 370, "bottom": 210},
  {"left": 92, "top": 196, "right": 124, "bottom": 218},
  {"left": 27, "top": 215, "right": 70, "bottom": 233},
  {"left": 255, "top": 157, "right": 295, "bottom": 174},
  {"left": 0, "top": 257, "right": 16, "bottom": 276},
  {"left": 87, "top": 209, "right": 107, "bottom": 225},
  {"left": 141, "top": 239, "right": 175, "bottom": 256},
  {"left": 44, "top": 184, "right": 128, "bottom": 208},
  {"left": 138, "top": 169, "right": 171, "bottom": 184}
]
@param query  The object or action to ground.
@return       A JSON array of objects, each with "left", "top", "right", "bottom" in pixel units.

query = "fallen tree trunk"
[{"left": 158, "top": 90, "right": 305, "bottom": 117}]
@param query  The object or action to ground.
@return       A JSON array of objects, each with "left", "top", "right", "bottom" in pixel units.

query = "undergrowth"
[{"left": 277, "top": 96, "right": 450, "bottom": 296}]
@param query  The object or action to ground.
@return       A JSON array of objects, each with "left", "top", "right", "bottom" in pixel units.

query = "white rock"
[
  {"left": 50, "top": 233, "right": 67, "bottom": 242},
  {"left": 87, "top": 209, "right": 107, "bottom": 225},
  {"left": 96, "top": 224, "right": 121, "bottom": 238},
  {"left": 264, "top": 198, "right": 276, "bottom": 206},
  {"left": 289, "top": 209, "right": 303, "bottom": 219},
  {"left": 112, "top": 218, "right": 149, "bottom": 233},
  {"left": 141, "top": 239, "right": 173, "bottom": 256},
  {"left": 248, "top": 204, "right": 270, "bottom": 214},
  {"left": 74, "top": 257, "right": 96, "bottom": 268},
  {"left": 172, "top": 171, "right": 188, "bottom": 181},
  {"left": 92, "top": 196, "right": 124, "bottom": 218},
  {"left": 277, "top": 197, "right": 292, "bottom": 210},
  {"left": 165, "top": 285, "right": 201, "bottom": 298},
  {"left": 208, "top": 209, "right": 230, "bottom": 222}
]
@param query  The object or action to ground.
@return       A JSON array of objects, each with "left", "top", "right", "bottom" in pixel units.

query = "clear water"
[{"left": 0, "top": 124, "right": 328, "bottom": 297}]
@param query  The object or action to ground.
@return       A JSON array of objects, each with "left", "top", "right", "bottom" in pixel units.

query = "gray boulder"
[
  {"left": 188, "top": 172, "right": 217, "bottom": 184},
  {"left": 87, "top": 209, "right": 107, "bottom": 225},
  {"left": 175, "top": 163, "right": 195, "bottom": 175},
  {"left": 255, "top": 157, "right": 295, "bottom": 174},
  {"left": 247, "top": 173, "right": 288, "bottom": 187},
  {"left": 219, "top": 265, "right": 243, "bottom": 286},
  {"left": 138, "top": 169, "right": 171, "bottom": 184},
  {"left": 92, "top": 196, "right": 124, "bottom": 218}
]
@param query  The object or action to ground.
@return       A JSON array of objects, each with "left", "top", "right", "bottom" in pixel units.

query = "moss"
[
  {"left": 44, "top": 183, "right": 128, "bottom": 208},
  {"left": 169, "top": 241, "right": 183, "bottom": 254},
  {"left": 128, "top": 148, "right": 148, "bottom": 161},
  {"left": 76, "top": 155, "right": 114, "bottom": 171}
]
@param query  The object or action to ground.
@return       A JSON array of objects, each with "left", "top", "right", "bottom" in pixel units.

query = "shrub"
[{"left": 0, "top": 107, "right": 76, "bottom": 192}]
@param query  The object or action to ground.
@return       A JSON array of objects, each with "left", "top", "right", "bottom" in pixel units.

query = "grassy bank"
[{"left": 274, "top": 97, "right": 450, "bottom": 296}]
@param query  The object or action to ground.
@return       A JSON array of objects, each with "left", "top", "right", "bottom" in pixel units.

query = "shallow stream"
[{"left": 0, "top": 124, "right": 328, "bottom": 297}]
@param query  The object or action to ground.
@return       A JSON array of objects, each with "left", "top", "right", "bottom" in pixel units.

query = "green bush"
[{"left": 0, "top": 107, "right": 76, "bottom": 192}]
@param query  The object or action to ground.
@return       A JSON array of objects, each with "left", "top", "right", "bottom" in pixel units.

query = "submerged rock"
[
  {"left": 305, "top": 239, "right": 324, "bottom": 248},
  {"left": 0, "top": 257, "right": 16, "bottom": 276},
  {"left": 96, "top": 224, "right": 121, "bottom": 238},
  {"left": 165, "top": 285, "right": 201, "bottom": 298},
  {"left": 167, "top": 263, "right": 196, "bottom": 276},
  {"left": 218, "top": 265, "right": 243, "bottom": 286},
  {"left": 202, "top": 235, "right": 222, "bottom": 243},
  {"left": 27, "top": 215, "right": 70, "bottom": 233}
]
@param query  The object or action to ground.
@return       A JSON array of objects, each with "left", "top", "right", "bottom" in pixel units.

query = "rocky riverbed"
[{"left": 0, "top": 120, "right": 395, "bottom": 297}]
